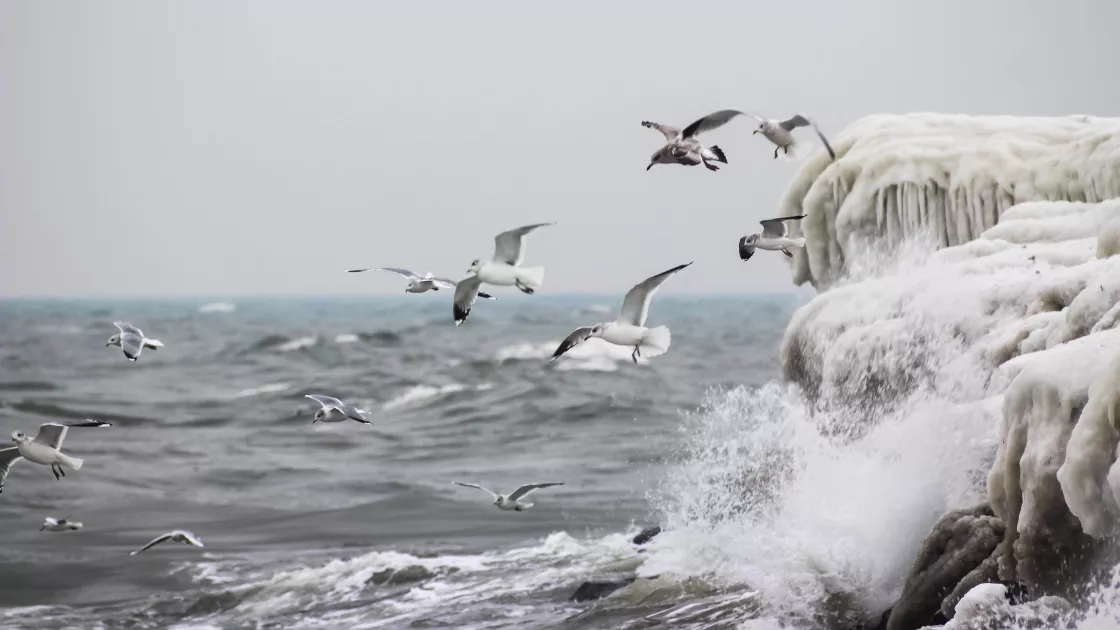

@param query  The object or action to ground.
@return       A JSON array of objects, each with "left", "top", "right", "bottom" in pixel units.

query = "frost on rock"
[{"left": 776, "top": 113, "right": 1120, "bottom": 290}]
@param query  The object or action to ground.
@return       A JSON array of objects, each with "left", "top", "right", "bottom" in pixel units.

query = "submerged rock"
[
  {"left": 569, "top": 577, "right": 636, "bottom": 602},
  {"left": 886, "top": 504, "right": 1005, "bottom": 630},
  {"left": 632, "top": 525, "right": 661, "bottom": 546}
]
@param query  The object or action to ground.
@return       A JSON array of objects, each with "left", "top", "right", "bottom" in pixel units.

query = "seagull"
[
  {"left": 305, "top": 394, "right": 370, "bottom": 424},
  {"left": 1, "top": 423, "right": 85, "bottom": 495},
  {"left": 346, "top": 267, "right": 495, "bottom": 300},
  {"left": 739, "top": 215, "right": 807, "bottom": 260},
  {"left": 643, "top": 109, "right": 746, "bottom": 171},
  {"left": 63, "top": 419, "right": 113, "bottom": 428},
  {"left": 550, "top": 262, "right": 691, "bottom": 365},
  {"left": 129, "top": 530, "right": 204, "bottom": 555},
  {"left": 40, "top": 517, "right": 83, "bottom": 532},
  {"left": 452, "top": 481, "right": 564, "bottom": 511},
  {"left": 750, "top": 113, "right": 836, "bottom": 160},
  {"left": 106, "top": 321, "right": 163, "bottom": 362},
  {"left": 454, "top": 222, "right": 554, "bottom": 325}
]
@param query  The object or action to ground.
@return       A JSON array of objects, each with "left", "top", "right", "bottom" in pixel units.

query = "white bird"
[
  {"left": 550, "top": 262, "right": 691, "bottom": 365},
  {"left": 40, "top": 517, "right": 83, "bottom": 532},
  {"left": 452, "top": 481, "right": 564, "bottom": 511},
  {"left": 1, "top": 423, "right": 85, "bottom": 494},
  {"left": 129, "top": 529, "right": 204, "bottom": 555},
  {"left": 305, "top": 394, "right": 370, "bottom": 424},
  {"left": 643, "top": 109, "right": 746, "bottom": 171},
  {"left": 739, "top": 215, "right": 807, "bottom": 260},
  {"left": 454, "top": 222, "right": 554, "bottom": 325},
  {"left": 750, "top": 113, "right": 836, "bottom": 160},
  {"left": 346, "top": 267, "right": 495, "bottom": 300},
  {"left": 106, "top": 321, "right": 163, "bottom": 362}
]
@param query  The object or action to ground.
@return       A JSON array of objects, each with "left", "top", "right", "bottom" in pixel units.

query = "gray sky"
[{"left": 2, "top": 0, "right": 1117, "bottom": 297}]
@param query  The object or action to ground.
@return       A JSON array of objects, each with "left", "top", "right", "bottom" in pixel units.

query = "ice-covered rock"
[
  {"left": 775, "top": 113, "right": 1120, "bottom": 290},
  {"left": 886, "top": 504, "right": 1004, "bottom": 630},
  {"left": 918, "top": 582, "right": 1072, "bottom": 629}
]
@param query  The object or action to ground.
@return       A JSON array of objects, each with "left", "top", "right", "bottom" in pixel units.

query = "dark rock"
[
  {"left": 632, "top": 526, "right": 662, "bottom": 546},
  {"left": 886, "top": 504, "right": 1005, "bottom": 630},
  {"left": 999, "top": 580, "right": 1030, "bottom": 605},
  {"left": 569, "top": 577, "right": 636, "bottom": 602},
  {"left": 366, "top": 565, "right": 441, "bottom": 586}
]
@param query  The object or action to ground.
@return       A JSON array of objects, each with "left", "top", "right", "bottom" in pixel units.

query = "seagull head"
[
  {"left": 11, "top": 431, "right": 26, "bottom": 443},
  {"left": 745, "top": 234, "right": 760, "bottom": 245},
  {"left": 106, "top": 334, "right": 120, "bottom": 347},
  {"left": 467, "top": 259, "right": 482, "bottom": 274},
  {"left": 753, "top": 122, "right": 765, "bottom": 135},
  {"left": 312, "top": 409, "right": 326, "bottom": 423},
  {"left": 590, "top": 323, "right": 605, "bottom": 337}
]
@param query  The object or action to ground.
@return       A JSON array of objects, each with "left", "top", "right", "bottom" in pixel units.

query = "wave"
[
  {"left": 333, "top": 333, "right": 359, "bottom": 344},
  {"left": 233, "top": 382, "right": 291, "bottom": 399},
  {"left": 381, "top": 383, "right": 492, "bottom": 410}
]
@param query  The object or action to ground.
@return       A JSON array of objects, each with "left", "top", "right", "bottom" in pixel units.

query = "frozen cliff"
[
  {"left": 778, "top": 113, "right": 1120, "bottom": 627},
  {"left": 778, "top": 113, "right": 1120, "bottom": 290}
]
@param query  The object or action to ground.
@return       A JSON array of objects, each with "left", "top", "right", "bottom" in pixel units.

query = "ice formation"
[{"left": 775, "top": 113, "right": 1120, "bottom": 289}]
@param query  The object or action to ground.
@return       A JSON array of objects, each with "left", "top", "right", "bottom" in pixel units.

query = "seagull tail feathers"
[
  {"left": 639, "top": 326, "right": 672, "bottom": 358},
  {"left": 515, "top": 266, "right": 545, "bottom": 291},
  {"left": 708, "top": 145, "right": 728, "bottom": 164},
  {"left": 57, "top": 453, "right": 83, "bottom": 471}
]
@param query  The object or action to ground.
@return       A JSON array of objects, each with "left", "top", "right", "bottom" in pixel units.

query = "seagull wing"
[
  {"left": 760, "top": 215, "right": 806, "bottom": 238},
  {"left": 492, "top": 223, "right": 554, "bottom": 266},
  {"left": 62, "top": 419, "right": 112, "bottom": 428},
  {"left": 33, "top": 423, "right": 68, "bottom": 450},
  {"left": 780, "top": 115, "right": 836, "bottom": 160},
  {"left": 114, "top": 321, "right": 143, "bottom": 336},
  {"left": 338, "top": 402, "right": 370, "bottom": 424},
  {"left": 130, "top": 532, "right": 174, "bottom": 555},
  {"left": 453, "top": 481, "right": 499, "bottom": 501},
  {"left": 641, "top": 121, "right": 681, "bottom": 141},
  {"left": 738, "top": 237, "right": 756, "bottom": 262},
  {"left": 617, "top": 262, "right": 693, "bottom": 327},
  {"left": 346, "top": 267, "right": 421, "bottom": 281},
  {"left": 305, "top": 394, "right": 345, "bottom": 411},
  {"left": 453, "top": 276, "right": 483, "bottom": 326},
  {"left": 681, "top": 109, "right": 745, "bottom": 139},
  {"left": 507, "top": 482, "right": 564, "bottom": 502},
  {"left": 0, "top": 447, "right": 22, "bottom": 495},
  {"left": 549, "top": 326, "right": 595, "bottom": 364},
  {"left": 120, "top": 332, "right": 145, "bottom": 360},
  {"left": 176, "top": 530, "right": 205, "bottom": 547}
]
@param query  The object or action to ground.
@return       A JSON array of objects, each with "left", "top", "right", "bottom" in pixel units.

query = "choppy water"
[{"left": 0, "top": 294, "right": 799, "bottom": 629}]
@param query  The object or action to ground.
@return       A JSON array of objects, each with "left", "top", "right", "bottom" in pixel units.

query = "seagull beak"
[
  {"left": 752, "top": 129, "right": 759, "bottom": 135},
  {"left": 646, "top": 163, "right": 653, "bottom": 171}
]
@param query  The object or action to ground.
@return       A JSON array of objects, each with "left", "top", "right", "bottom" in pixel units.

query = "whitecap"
[
  {"left": 381, "top": 383, "right": 494, "bottom": 410},
  {"left": 233, "top": 382, "right": 291, "bottom": 399},
  {"left": 334, "top": 333, "right": 359, "bottom": 344},
  {"left": 277, "top": 336, "right": 317, "bottom": 352},
  {"left": 198, "top": 302, "right": 236, "bottom": 314}
]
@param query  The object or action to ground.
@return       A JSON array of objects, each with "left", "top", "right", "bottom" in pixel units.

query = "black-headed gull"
[
  {"left": 346, "top": 267, "right": 495, "bottom": 299},
  {"left": 106, "top": 321, "right": 163, "bottom": 362},
  {"left": 305, "top": 394, "right": 370, "bottom": 424},
  {"left": 2, "top": 423, "right": 86, "bottom": 494},
  {"left": 750, "top": 113, "right": 836, "bottom": 160},
  {"left": 453, "top": 481, "right": 564, "bottom": 511},
  {"left": 40, "top": 517, "right": 83, "bottom": 532},
  {"left": 550, "top": 262, "right": 691, "bottom": 365},
  {"left": 454, "top": 223, "right": 554, "bottom": 325},
  {"left": 739, "top": 215, "right": 807, "bottom": 260},
  {"left": 129, "top": 530, "right": 204, "bottom": 555}
]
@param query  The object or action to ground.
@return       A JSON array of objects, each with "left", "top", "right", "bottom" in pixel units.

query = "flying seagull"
[
  {"left": 550, "top": 262, "right": 691, "bottom": 365},
  {"left": 40, "top": 517, "right": 83, "bottom": 532},
  {"left": 305, "top": 394, "right": 370, "bottom": 424},
  {"left": 1, "top": 423, "right": 85, "bottom": 495},
  {"left": 750, "top": 113, "right": 836, "bottom": 160},
  {"left": 346, "top": 267, "right": 495, "bottom": 300},
  {"left": 739, "top": 215, "right": 807, "bottom": 261},
  {"left": 106, "top": 321, "right": 163, "bottom": 362},
  {"left": 454, "top": 222, "right": 554, "bottom": 326},
  {"left": 452, "top": 481, "right": 564, "bottom": 511},
  {"left": 643, "top": 109, "right": 746, "bottom": 171},
  {"left": 129, "top": 530, "right": 204, "bottom": 555}
]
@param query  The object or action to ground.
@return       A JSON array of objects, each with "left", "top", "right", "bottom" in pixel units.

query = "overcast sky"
[{"left": 2, "top": 0, "right": 1118, "bottom": 297}]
